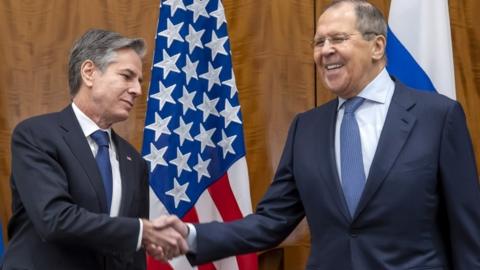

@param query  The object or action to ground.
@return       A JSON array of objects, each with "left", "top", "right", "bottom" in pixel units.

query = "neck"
[
  {"left": 346, "top": 63, "right": 385, "bottom": 99},
  {"left": 72, "top": 93, "right": 112, "bottom": 129}
]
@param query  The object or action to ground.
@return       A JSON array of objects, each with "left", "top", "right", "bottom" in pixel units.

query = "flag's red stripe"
[
  {"left": 147, "top": 256, "right": 173, "bottom": 270},
  {"left": 208, "top": 174, "right": 259, "bottom": 270},
  {"left": 198, "top": 263, "right": 217, "bottom": 270},
  {"left": 182, "top": 204, "right": 200, "bottom": 223},
  {"left": 236, "top": 253, "right": 258, "bottom": 270},
  {"left": 208, "top": 174, "right": 243, "bottom": 221}
]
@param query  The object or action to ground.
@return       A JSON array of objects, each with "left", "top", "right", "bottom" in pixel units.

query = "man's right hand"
[{"left": 141, "top": 215, "right": 189, "bottom": 261}]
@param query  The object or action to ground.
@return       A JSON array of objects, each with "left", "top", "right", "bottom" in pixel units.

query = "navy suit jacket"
[
  {"left": 189, "top": 81, "right": 480, "bottom": 269},
  {"left": 2, "top": 105, "right": 149, "bottom": 270}
]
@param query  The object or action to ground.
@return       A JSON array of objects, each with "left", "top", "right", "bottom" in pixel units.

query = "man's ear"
[
  {"left": 371, "top": 35, "right": 386, "bottom": 61},
  {"left": 80, "top": 60, "right": 96, "bottom": 88}
]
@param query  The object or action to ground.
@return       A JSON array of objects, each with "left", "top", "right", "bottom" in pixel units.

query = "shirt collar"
[
  {"left": 337, "top": 68, "right": 394, "bottom": 110},
  {"left": 71, "top": 102, "right": 112, "bottom": 138}
]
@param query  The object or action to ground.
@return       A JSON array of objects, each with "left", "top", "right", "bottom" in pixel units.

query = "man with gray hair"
[
  {"left": 1, "top": 29, "right": 187, "bottom": 270},
  {"left": 167, "top": 0, "right": 480, "bottom": 269}
]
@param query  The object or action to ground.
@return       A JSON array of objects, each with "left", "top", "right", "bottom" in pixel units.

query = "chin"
[
  {"left": 324, "top": 82, "right": 345, "bottom": 94},
  {"left": 112, "top": 112, "right": 130, "bottom": 123}
]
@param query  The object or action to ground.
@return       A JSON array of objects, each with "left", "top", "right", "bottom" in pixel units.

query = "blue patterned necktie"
[
  {"left": 340, "top": 97, "right": 366, "bottom": 217},
  {"left": 90, "top": 130, "right": 113, "bottom": 213}
]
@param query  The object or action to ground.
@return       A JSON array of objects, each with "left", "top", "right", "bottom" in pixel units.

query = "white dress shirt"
[
  {"left": 335, "top": 68, "right": 395, "bottom": 182},
  {"left": 71, "top": 102, "right": 143, "bottom": 249}
]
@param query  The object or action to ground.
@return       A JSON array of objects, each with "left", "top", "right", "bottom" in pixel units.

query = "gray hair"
[
  {"left": 68, "top": 29, "right": 146, "bottom": 96},
  {"left": 324, "top": 0, "right": 387, "bottom": 40}
]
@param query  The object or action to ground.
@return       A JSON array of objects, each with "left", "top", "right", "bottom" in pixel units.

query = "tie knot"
[
  {"left": 91, "top": 130, "right": 110, "bottom": 147},
  {"left": 344, "top": 97, "right": 365, "bottom": 114}
]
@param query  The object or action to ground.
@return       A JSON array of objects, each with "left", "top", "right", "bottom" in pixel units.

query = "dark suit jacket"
[
  {"left": 2, "top": 105, "right": 149, "bottom": 270},
  {"left": 189, "top": 81, "right": 480, "bottom": 269}
]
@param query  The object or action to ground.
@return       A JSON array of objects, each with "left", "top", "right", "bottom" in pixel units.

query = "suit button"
[{"left": 350, "top": 229, "right": 359, "bottom": 238}]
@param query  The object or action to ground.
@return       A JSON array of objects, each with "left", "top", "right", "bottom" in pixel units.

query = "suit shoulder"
[
  {"left": 13, "top": 111, "right": 62, "bottom": 134},
  {"left": 296, "top": 98, "right": 337, "bottom": 121},
  {"left": 399, "top": 84, "right": 458, "bottom": 110}
]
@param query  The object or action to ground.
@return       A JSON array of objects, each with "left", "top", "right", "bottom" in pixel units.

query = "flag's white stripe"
[
  {"left": 227, "top": 157, "right": 254, "bottom": 216},
  {"left": 213, "top": 257, "right": 240, "bottom": 270},
  {"left": 196, "top": 188, "right": 224, "bottom": 222},
  {"left": 196, "top": 187, "right": 240, "bottom": 270},
  {"left": 169, "top": 255, "right": 197, "bottom": 270},
  {"left": 149, "top": 187, "right": 169, "bottom": 219},
  {"left": 388, "top": 0, "right": 455, "bottom": 99}
]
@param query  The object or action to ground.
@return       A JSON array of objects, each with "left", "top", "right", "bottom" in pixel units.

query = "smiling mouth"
[
  {"left": 325, "top": 63, "right": 344, "bottom": 70},
  {"left": 121, "top": 99, "right": 133, "bottom": 108}
]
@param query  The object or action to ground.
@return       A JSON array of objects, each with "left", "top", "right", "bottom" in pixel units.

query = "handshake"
[{"left": 141, "top": 215, "right": 190, "bottom": 261}]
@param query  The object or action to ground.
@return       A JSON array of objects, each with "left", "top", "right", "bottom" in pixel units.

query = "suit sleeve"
[
  {"left": 438, "top": 101, "right": 480, "bottom": 269},
  {"left": 10, "top": 121, "right": 140, "bottom": 254},
  {"left": 188, "top": 114, "right": 306, "bottom": 265}
]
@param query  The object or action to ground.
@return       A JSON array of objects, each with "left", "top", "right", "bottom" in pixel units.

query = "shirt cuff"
[
  {"left": 186, "top": 223, "right": 197, "bottom": 252},
  {"left": 136, "top": 219, "right": 143, "bottom": 251}
]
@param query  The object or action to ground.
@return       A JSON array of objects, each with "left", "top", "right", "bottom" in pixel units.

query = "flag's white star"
[
  {"left": 182, "top": 55, "right": 199, "bottom": 84},
  {"left": 163, "top": 0, "right": 186, "bottom": 16},
  {"left": 185, "top": 25, "right": 205, "bottom": 54},
  {"left": 165, "top": 178, "right": 191, "bottom": 208},
  {"left": 186, "top": 0, "right": 209, "bottom": 23},
  {"left": 220, "top": 99, "right": 242, "bottom": 127},
  {"left": 210, "top": 0, "right": 226, "bottom": 29},
  {"left": 194, "top": 124, "right": 216, "bottom": 152},
  {"left": 154, "top": 50, "right": 181, "bottom": 79},
  {"left": 158, "top": 19, "right": 184, "bottom": 47},
  {"left": 223, "top": 70, "right": 238, "bottom": 98},
  {"left": 218, "top": 130, "right": 237, "bottom": 158},
  {"left": 199, "top": 62, "right": 222, "bottom": 92},
  {"left": 178, "top": 86, "right": 197, "bottom": 115},
  {"left": 145, "top": 112, "right": 172, "bottom": 141},
  {"left": 197, "top": 92, "right": 220, "bottom": 121},
  {"left": 194, "top": 154, "right": 211, "bottom": 182},
  {"left": 169, "top": 148, "right": 192, "bottom": 177},
  {"left": 205, "top": 31, "right": 228, "bottom": 60},
  {"left": 174, "top": 117, "right": 194, "bottom": 146},
  {"left": 150, "top": 81, "right": 176, "bottom": 110},
  {"left": 143, "top": 143, "right": 168, "bottom": 172}
]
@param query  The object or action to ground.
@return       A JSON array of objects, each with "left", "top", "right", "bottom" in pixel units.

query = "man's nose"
[
  {"left": 130, "top": 80, "right": 142, "bottom": 96},
  {"left": 320, "top": 40, "right": 336, "bottom": 55}
]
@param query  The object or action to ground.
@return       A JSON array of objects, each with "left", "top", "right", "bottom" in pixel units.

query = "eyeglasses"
[{"left": 312, "top": 32, "right": 378, "bottom": 48}]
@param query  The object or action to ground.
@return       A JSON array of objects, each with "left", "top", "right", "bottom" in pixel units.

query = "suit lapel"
[
  {"left": 354, "top": 83, "right": 417, "bottom": 218},
  {"left": 316, "top": 100, "right": 352, "bottom": 222},
  {"left": 112, "top": 131, "right": 135, "bottom": 216},
  {"left": 59, "top": 105, "right": 109, "bottom": 213}
]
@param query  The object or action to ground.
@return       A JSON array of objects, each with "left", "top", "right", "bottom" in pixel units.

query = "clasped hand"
[{"left": 141, "top": 215, "right": 189, "bottom": 261}]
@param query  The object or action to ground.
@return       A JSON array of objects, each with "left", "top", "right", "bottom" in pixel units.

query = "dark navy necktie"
[
  {"left": 90, "top": 130, "right": 113, "bottom": 213},
  {"left": 340, "top": 97, "right": 366, "bottom": 217}
]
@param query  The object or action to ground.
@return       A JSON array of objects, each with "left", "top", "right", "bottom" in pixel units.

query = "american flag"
[{"left": 141, "top": 0, "right": 258, "bottom": 269}]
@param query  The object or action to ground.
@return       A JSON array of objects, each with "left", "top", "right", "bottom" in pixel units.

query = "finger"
[
  {"left": 177, "top": 237, "right": 189, "bottom": 254},
  {"left": 146, "top": 244, "right": 165, "bottom": 259},
  {"left": 171, "top": 220, "right": 188, "bottom": 237},
  {"left": 151, "top": 215, "right": 176, "bottom": 229},
  {"left": 171, "top": 242, "right": 181, "bottom": 258},
  {"left": 160, "top": 227, "right": 185, "bottom": 246}
]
